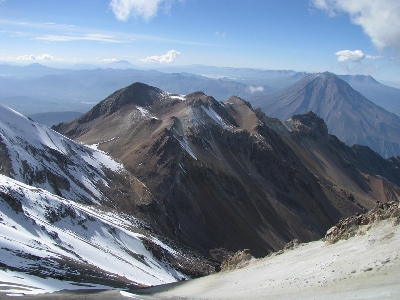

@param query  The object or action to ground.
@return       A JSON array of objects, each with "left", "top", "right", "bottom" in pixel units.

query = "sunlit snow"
[
  {"left": 0, "top": 104, "right": 123, "bottom": 204},
  {"left": 0, "top": 175, "right": 187, "bottom": 295}
]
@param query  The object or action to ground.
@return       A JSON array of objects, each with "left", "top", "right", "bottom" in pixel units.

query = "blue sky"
[{"left": 0, "top": 0, "right": 399, "bottom": 82}]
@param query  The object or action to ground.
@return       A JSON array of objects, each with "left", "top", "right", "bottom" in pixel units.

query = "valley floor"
[{"left": 1, "top": 218, "right": 400, "bottom": 299}]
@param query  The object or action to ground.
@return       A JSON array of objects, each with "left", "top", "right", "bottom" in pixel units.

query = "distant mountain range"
[
  {"left": 251, "top": 72, "right": 400, "bottom": 158},
  {"left": 338, "top": 74, "right": 400, "bottom": 116},
  {"left": 0, "top": 64, "right": 278, "bottom": 116},
  {"left": 1, "top": 63, "right": 399, "bottom": 123},
  {"left": 27, "top": 111, "right": 82, "bottom": 127}
]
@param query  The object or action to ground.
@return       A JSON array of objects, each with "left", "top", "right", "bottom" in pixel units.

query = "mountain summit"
[
  {"left": 53, "top": 82, "right": 400, "bottom": 260},
  {"left": 253, "top": 72, "right": 400, "bottom": 158}
]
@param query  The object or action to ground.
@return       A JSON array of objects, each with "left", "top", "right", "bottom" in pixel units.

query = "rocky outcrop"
[
  {"left": 287, "top": 111, "right": 328, "bottom": 140},
  {"left": 325, "top": 200, "right": 400, "bottom": 243},
  {"left": 220, "top": 249, "right": 254, "bottom": 271}
]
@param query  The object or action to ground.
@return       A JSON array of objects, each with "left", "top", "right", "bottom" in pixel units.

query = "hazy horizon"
[{"left": 0, "top": 0, "right": 399, "bottom": 83}]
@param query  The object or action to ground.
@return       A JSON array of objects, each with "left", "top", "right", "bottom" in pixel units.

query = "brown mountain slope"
[
  {"left": 261, "top": 111, "right": 400, "bottom": 208},
  {"left": 53, "top": 82, "right": 400, "bottom": 259}
]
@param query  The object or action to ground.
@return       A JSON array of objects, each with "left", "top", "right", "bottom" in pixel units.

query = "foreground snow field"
[{"left": 134, "top": 218, "right": 400, "bottom": 299}]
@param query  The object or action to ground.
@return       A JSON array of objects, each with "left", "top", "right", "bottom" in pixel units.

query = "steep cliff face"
[{"left": 54, "top": 82, "right": 400, "bottom": 259}]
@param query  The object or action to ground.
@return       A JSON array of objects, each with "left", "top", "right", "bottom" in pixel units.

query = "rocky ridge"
[{"left": 54, "top": 82, "right": 400, "bottom": 260}]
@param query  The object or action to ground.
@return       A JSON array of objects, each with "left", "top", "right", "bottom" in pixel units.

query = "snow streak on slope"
[
  {"left": 0, "top": 174, "right": 187, "bottom": 295},
  {"left": 0, "top": 104, "right": 122, "bottom": 204},
  {"left": 201, "top": 105, "right": 226, "bottom": 127}
]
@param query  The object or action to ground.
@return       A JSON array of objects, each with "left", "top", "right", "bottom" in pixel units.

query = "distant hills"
[
  {"left": 338, "top": 74, "right": 400, "bottom": 116},
  {"left": 251, "top": 72, "right": 400, "bottom": 158},
  {"left": 0, "top": 64, "right": 278, "bottom": 115}
]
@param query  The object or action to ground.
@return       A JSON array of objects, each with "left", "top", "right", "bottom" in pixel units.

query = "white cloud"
[
  {"left": 335, "top": 49, "right": 387, "bottom": 62},
  {"left": 249, "top": 86, "right": 264, "bottom": 93},
  {"left": 311, "top": 0, "right": 400, "bottom": 52},
  {"left": 110, "top": 0, "right": 183, "bottom": 21},
  {"left": 17, "top": 53, "right": 56, "bottom": 60},
  {"left": 335, "top": 50, "right": 365, "bottom": 62},
  {"left": 140, "top": 50, "right": 180, "bottom": 63}
]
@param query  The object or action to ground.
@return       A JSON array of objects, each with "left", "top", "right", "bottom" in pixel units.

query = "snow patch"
[
  {"left": 174, "top": 136, "right": 197, "bottom": 160},
  {"left": 136, "top": 106, "right": 158, "bottom": 120},
  {"left": 137, "top": 107, "right": 150, "bottom": 117},
  {"left": 170, "top": 94, "right": 186, "bottom": 101}
]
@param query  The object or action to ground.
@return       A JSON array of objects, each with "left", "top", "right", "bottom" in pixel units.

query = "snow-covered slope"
[
  {"left": 0, "top": 104, "right": 122, "bottom": 204},
  {"left": 0, "top": 174, "right": 190, "bottom": 295}
]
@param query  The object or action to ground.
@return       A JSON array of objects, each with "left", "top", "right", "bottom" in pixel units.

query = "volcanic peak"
[{"left": 78, "top": 82, "right": 165, "bottom": 124}]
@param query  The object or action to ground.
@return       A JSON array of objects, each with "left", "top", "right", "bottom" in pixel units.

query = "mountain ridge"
[{"left": 54, "top": 82, "right": 400, "bottom": 259}]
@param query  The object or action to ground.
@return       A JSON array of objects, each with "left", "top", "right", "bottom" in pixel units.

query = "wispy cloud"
[
  {"left": 0, "top": 19, "right": 75, "bottom": 29},
  {"left": 35, "top": 33, "right": 133, "bottom": 43},
  {"left": 17, "top": 53, "right": 56, "bottom": 61},
  {"left": 214, "top": 31, "right": 227, "bottom": 38},
  {"left": 140, "top": 50, "right": 180, "bottom": 63},
  {"left": 1, "top": 18, "right": 212, "bottom": 46},
  {"left": 110, "top": 0, "right": 184, "bottom": 21},
  {"left": 97, "top": 57, "right": 120, "bottom": 62},
  {"left": 311, "top": 0, "right": 400, "bottom": 52}
]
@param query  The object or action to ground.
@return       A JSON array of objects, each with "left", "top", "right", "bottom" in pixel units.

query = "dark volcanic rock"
[{"left": 289, "top": 111, "right": 328, "bottom": 139}]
